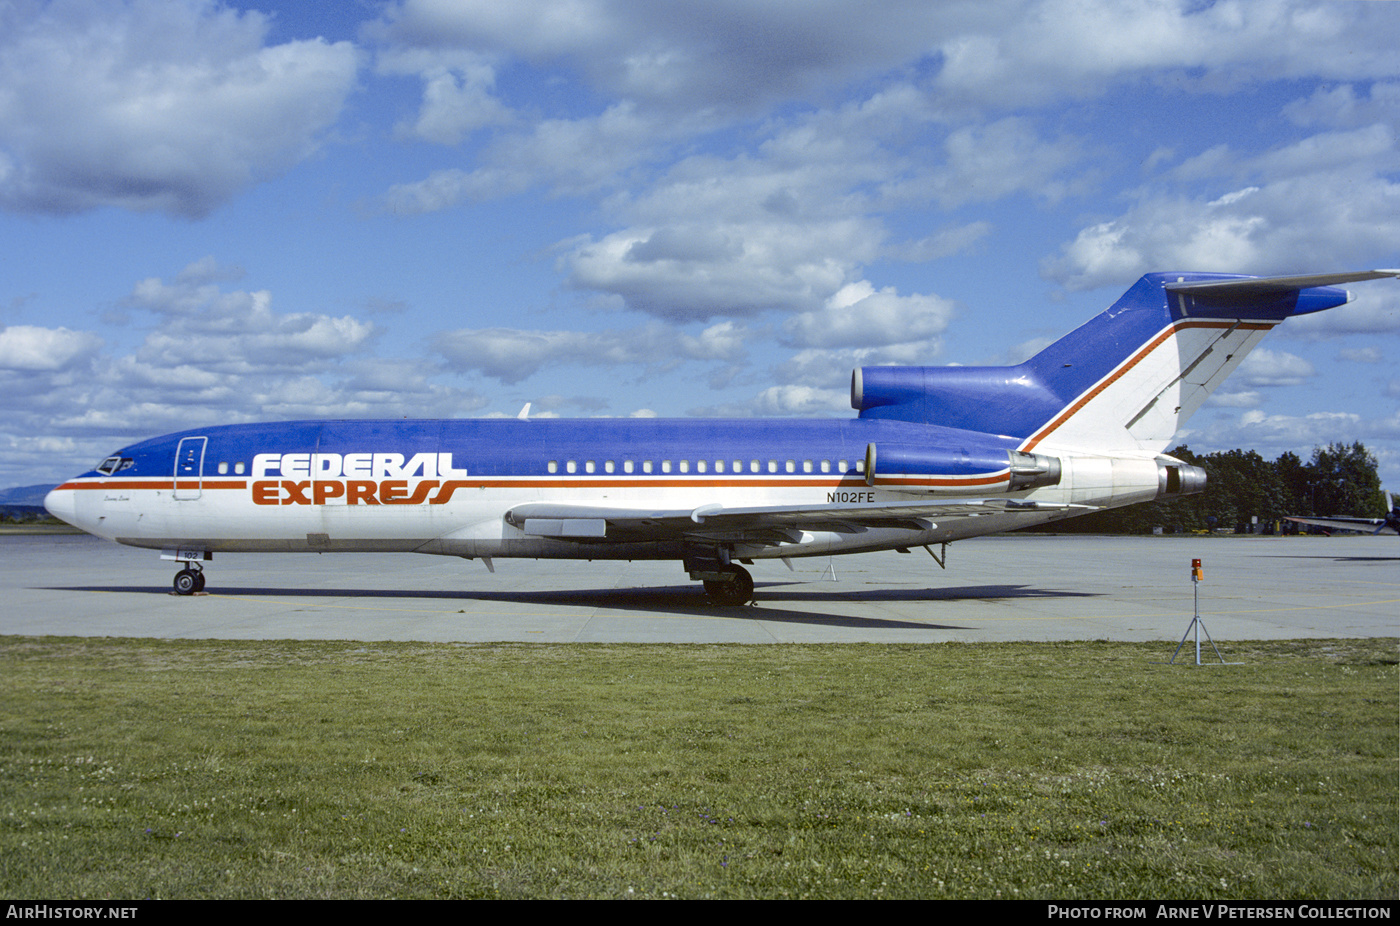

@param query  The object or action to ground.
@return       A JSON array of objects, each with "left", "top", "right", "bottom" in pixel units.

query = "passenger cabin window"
[
  {"left": 234, "top": 462, "right": 245, "bottom": 475},
  {"left": 218, "top": 462, "right": 229, "bottom": 475},
  {"left": 548, "top": 461, "right": 558, "bottom": 473}
]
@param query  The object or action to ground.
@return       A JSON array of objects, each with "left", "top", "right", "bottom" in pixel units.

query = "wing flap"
[{"left": 505, "top": 498, "right": 1087, "bottom": 544}]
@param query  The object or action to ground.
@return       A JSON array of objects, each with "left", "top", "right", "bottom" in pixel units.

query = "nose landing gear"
[{"left": 173, "top": 565, "right": 206, "bottom": 595}]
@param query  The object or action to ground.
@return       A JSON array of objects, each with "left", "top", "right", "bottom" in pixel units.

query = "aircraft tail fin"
[{"left": 853, "top": 270, "right": 1398, "bottom": 453}]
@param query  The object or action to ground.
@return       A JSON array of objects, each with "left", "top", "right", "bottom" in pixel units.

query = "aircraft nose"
[{"left": 44, "top": 484, "right": 77, "bottom": 527}]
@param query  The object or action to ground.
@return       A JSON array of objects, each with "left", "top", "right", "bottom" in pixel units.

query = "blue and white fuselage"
[{"left": 45, "top": 270, "right": 1398, "bottom": 602}]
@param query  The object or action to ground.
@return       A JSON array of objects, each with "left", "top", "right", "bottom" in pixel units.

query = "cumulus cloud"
[
  {"left": 383, "top": 102, "right": 672, "bottom": 212},
  {"left": 0, "top": 0, "right": 358, "bottom": 217},
  {"left": 1283, "top": 81, "right": 1400, "bottom": 131},
  {"left": 0, "top": 326, "right": 102, "bottom": 372},
  {"left": 374, "top": 0, "right": 1400, "bottom": 122},
  {"left": 1235, "top": 348, "right": 1314, "bottom": 388},
  {"left": 1339, "top": 347, "right": 1384, "bottom": 364},
  {"left": 432, "top": 321, "right": 750, "bottom": 384},
  {"left": 749, "top": 384, "right": 850, "bottom": 417},
  {"left": 933, "top": 0, "right": 1400, "bottom": 108},
  {"left": 565, "top": 221, "right": 860, "bottom": 321},
  {"left": 884, "top": 221, "right": 993, "bottom": 263},
  {"left": 369, "top": 0, "right": 956, "bottom": 115},
  {"left": 1207, "top": 390, "right": 1261, "bottom": 409},
  {"left": 887, "top": 118, "right": 1088, "bottom": 210},
  {"left": 1043, "top": 166, "right": 1400, "bottom": 291},
  {"left": 1237, "top": 409, "right": 1365, "bottom": 444},
  {"left": 554, "top": 120, "right": 915, "bottom": 319},
  {"left": 375, "top": 47, "right": 510, "bottom": 145},
  {"left": 0, "top": 260, "right": 495, "bottom": 487},
  {"left": 782, "top": 281, "right": 954, "bottom": 351},
  {"left": 123, "top": 265, "right": 376, "bottom": 372}
]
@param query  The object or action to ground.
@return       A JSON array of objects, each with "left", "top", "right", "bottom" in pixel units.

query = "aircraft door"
[{"left": 174, "top": 437, "right": 207, "bottom": 500}]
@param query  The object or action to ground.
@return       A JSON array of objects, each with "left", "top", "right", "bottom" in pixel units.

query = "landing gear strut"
[
  {"left": 173, "top": 565, "right": 205, "bottom": 595},
  {"left": 702, "top": 563, "right": 754, "bottom": 606}
]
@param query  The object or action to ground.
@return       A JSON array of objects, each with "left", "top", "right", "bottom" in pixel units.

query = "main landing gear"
[
  {"left": 173, "top": 564, "right": 206, "bottom": 595},
  {"left": 701, "top": 563, "right": 754, "bottom": 606},
  {"left": 685, "top": 548, "right": 755, "bottom": 605}
]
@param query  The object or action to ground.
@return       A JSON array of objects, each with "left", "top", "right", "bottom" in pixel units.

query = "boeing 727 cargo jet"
[{"left": 45, "top": 270, "right": 1399, "bottom": 604}]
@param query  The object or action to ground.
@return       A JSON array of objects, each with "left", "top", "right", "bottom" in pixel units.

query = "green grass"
[{"left": 1, "top": 637, "right": 1395, "bottom": 899}]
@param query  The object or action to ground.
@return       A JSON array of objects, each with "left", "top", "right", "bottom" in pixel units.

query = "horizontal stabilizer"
[{"left": 1164, "top": 270, "right": 1400, "bottom": 296}]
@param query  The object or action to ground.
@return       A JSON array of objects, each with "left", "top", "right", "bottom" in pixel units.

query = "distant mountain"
[{"left": 0, "top": 485, "right": 56, "bottom": 507}]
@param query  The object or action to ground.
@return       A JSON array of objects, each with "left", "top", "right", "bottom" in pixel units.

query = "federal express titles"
[{"left": 249, "top": 451, "right": 469, "bottom": 506}]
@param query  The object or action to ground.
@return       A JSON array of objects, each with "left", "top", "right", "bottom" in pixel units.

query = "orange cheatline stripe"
[
  {"left": 55, "top": 472, "right": 1010, "bottom": 492},
  {"left": 871, "top": 473, "right": 1010, "bottom": 487}
]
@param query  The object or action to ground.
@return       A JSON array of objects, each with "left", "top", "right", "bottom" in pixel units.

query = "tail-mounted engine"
[
  {"left": 1157, "top": 458, "right": 1207, "bottom": 497},
  {"left": 863, "top": 443, "right": 1061, "bottom": 495}
]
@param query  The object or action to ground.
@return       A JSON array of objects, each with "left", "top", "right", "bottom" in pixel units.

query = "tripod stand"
[{"left": 1168, "top": 559, "right": 1241, "bottom": 666}]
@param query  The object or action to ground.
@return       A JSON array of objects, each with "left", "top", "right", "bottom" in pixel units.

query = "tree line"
[{"left": 1028, "top": 441, "right": 1387, "bottom": 535}]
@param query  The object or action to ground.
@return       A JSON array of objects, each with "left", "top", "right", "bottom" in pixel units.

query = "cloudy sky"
[{"left": 2, "top": 0, "right": 1398, "bottom": 492}]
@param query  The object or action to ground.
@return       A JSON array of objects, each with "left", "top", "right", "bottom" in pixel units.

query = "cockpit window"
[{"left": 95, "top": 456, "right": 134, "bottom": 475}]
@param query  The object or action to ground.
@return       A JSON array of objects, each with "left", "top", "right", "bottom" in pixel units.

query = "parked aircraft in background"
[
  {"left": 46, "top": 270, "right": 1399, "bottom": 603},
  {"left": 1286, "top": 492, "right": 1400, "bottom": 537}
]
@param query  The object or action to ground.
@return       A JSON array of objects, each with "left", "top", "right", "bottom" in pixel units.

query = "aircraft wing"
[
  {"left": 504, "top": 498, "right": 1089, "bottom": 545},
  {"left": 1284, "top": 516, "right": 1396, "bottom": 536}
]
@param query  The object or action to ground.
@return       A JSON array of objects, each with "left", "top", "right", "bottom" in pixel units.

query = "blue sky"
[{"left": 1, "top": 0, "right": 1398, "bottom": 492}]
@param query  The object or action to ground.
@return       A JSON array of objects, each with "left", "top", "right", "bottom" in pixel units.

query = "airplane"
[
  {"left": 45, "top": 269, "right": 1400, "bottom": 604},
  {"left": 1285, "top": 491, "right": 1400, "bottom": 536}
]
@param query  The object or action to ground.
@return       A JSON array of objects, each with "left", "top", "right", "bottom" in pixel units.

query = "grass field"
[{"left": 1, "top": 636, "right": 1395, "bottom": 899}]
